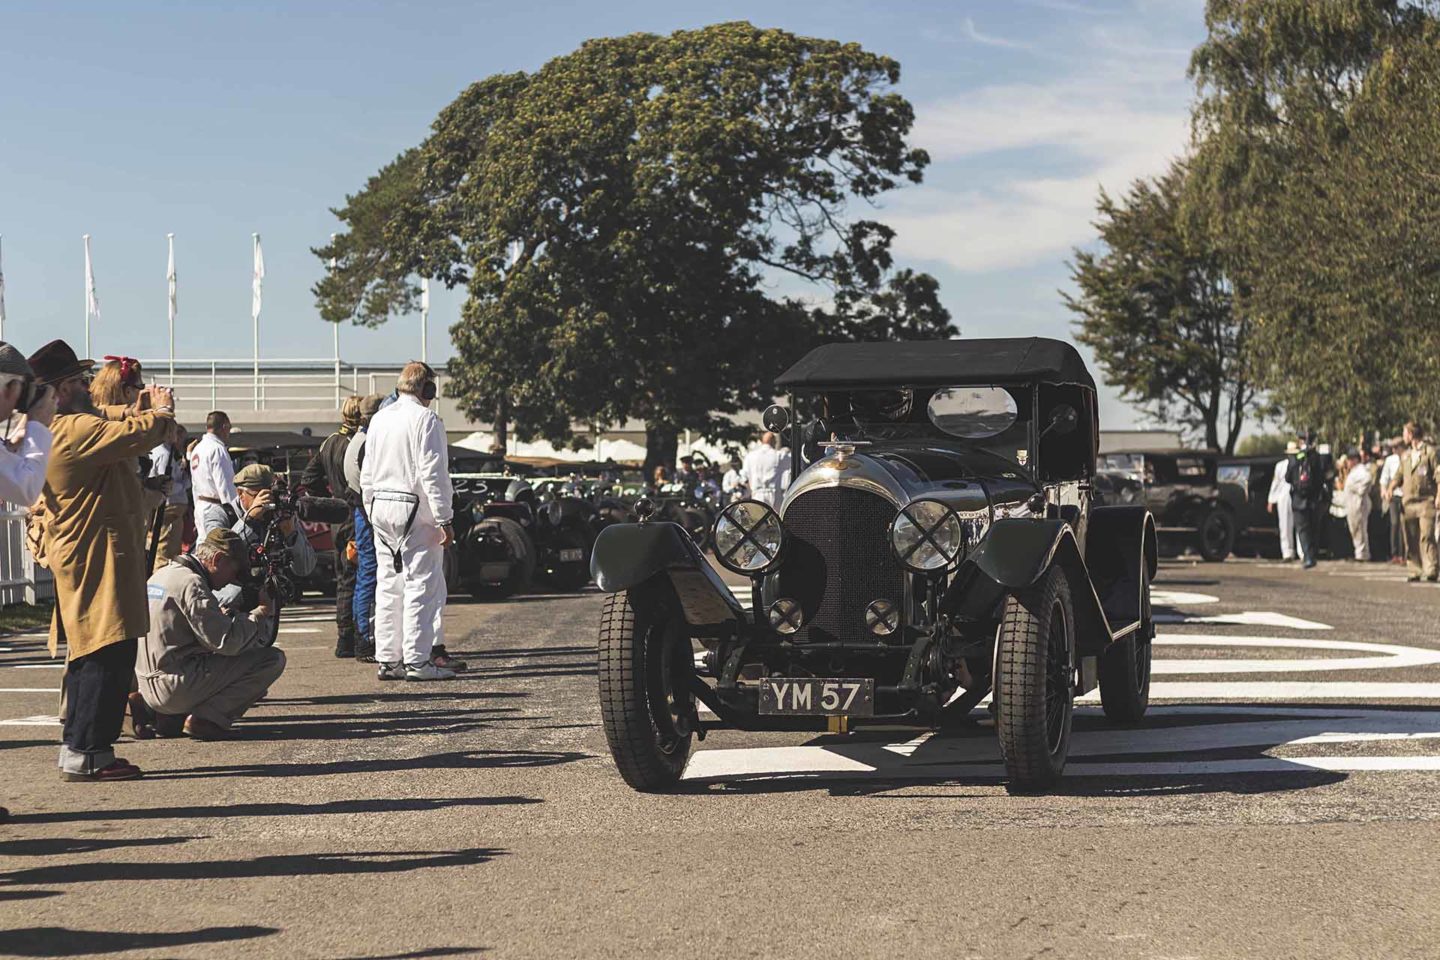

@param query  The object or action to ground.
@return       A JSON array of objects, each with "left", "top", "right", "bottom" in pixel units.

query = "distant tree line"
[{"left": 1068, "top": 0, "right": 1440, "bottom": 452}]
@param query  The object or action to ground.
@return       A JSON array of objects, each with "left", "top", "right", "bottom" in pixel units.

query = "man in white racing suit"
[
  {"left": 360, "top": 362, "right": 456, "bottom": 681},
  {"left": 742, "top": 431, "right": 791, "bottom": 509},
  {"left": 190, "top": 410, "right": 239, "bottom": 536}
]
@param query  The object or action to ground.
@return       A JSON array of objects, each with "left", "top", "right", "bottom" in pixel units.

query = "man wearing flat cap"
[
  {"left": 139, "top": 527, "right": 285, "bottom": 740},
  {"left": 0, "top": 342, "right": 57, "bottom": 505},
  {"left": 212, "top": 463, "right": 316, "bottom": 608},
  {"left": 29, "top": 338, "right": 174, "bottom": 781}
]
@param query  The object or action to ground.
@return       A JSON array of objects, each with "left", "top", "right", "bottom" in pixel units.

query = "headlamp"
[
  {"left": 713, "top": 499, "right": 785, "bottom": 575},
  {"left": 890, "top": 499, "right": 966, "bottom": 573}
]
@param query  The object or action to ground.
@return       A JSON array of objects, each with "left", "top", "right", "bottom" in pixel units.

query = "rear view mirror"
[{"left": 762, "top": 404, "right": 791, "bottom": 432}]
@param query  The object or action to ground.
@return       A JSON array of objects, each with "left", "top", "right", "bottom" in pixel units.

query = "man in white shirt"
[
  {"left": 149, "top": 425, "right": 190, "bottom": 571},
  {"left": 721, "top": 456, "right": 748, "bottom": 502},
  {"left": 1266, "top": 445, "right": 1296, "bottom": 561},
  {"left": 1381, "top": 439, "right": 1405, "bottom": 563},
  {"left": 360, "top": 363, "right": 455, "bottom": 682},
  {"left": 189, "top": 411, "right": 239, "bottom": 536},
  {"left": 0, "top": 343, "right": 56, "bottom": 506},
  {"left": 742, "top": 432, "right": 790, "bottom": 509},
  {"left": 1342, "top": 448, "right": 1374, "bottom": 561}
]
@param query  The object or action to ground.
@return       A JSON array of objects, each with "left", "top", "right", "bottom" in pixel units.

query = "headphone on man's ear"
[{"left": 415, "top": 361, "right": 438, "bottom": 401}]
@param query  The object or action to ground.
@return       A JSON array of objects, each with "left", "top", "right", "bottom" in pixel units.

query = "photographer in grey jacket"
[{"left": 138, "top": 528, "right": 285, "bottom": 740}]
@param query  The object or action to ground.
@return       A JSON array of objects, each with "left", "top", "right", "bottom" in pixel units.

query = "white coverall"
[
  {"left": 360, "top": 393, "right": 453, "bottom": 667},
  {"left": 1267, "top": 459, "right": 1295, "bottom": 560},
  {"left": 742, "top": 444, "right": 791, "bottom": 509},
  {"left": 1343, "top": 462, "right": 1374, "bottom": 561},
  {"left": 721, "top": 467, "right": 748, "bottom": 501},
  {"left": 189, "top": 432, "right": 239, "bottom": 536}
]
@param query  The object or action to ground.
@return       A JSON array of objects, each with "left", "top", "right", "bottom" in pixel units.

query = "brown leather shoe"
[
  {"left": 183, "top": 716, "right": 233, "bottom": 740},
  {"left": 61, "top": 759, "right": 143, "bottom": 782}
]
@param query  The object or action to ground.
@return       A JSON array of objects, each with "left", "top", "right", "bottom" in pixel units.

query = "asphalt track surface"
[{"left": 2, "top": 558, "right": 1440, "bottom": 959}]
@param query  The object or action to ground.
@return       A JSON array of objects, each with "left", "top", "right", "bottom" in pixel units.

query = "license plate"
[
  {"left": 558, "top": 548, "right": 584, "bottom": 563},
  {"left": 758, "top": 678, "right": 875, "bottom": 717}
]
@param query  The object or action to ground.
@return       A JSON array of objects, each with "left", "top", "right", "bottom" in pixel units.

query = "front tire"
[
  {"left": 995, "top": 565, "right": 1075, "bottom": 793},
  {"left": 597, "top": 584, "right": 694, "bottom": 791},
  {"left": 1099, "top": 574, "right": 1153, "bottom": 724}
]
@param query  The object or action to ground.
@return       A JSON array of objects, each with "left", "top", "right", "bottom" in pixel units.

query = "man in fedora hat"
[
  {"left": 139, "top": 527, "right": 285, "bottom": 740},
  {"left": 29, "top": 338, "right": 174, "bottom": 782}
]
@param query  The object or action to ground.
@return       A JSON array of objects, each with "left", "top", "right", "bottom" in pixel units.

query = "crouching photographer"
[{"left": 137, "top": 528, "right": 285, "bottom": 740}]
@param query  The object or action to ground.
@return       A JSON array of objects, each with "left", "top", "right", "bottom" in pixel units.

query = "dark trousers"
[
  {"left": 335, "top": 515, "right": 357, "bottom": 650},
  {"left": 62, "top": 638, "right": 137, "bottom": 759},
  {"left": 1390, "top": 497, "right": 1405, "bottom": 557},
  {"left": 1293, "top": 503, "right": 1315, "bottom": 565},
  {"left": 352, "top": 507, "right": 377, "bottom": 650}
]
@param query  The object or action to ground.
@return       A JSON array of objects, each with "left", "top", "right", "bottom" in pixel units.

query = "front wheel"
[
  {"left": 995, "top": 565, "right": 1075, "bottom": 794},
  {"left": 597, "top": 584, "right": 695, "bottom": 791}
]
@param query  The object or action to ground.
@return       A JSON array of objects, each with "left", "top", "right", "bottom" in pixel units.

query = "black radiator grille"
[{"left": 778, "top": 486, "right": 905, "bottom": 644}]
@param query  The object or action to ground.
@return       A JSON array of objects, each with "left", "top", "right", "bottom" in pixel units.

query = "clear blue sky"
[{"left": 0, "top": 0, "right": 1203, "bottom": 428}]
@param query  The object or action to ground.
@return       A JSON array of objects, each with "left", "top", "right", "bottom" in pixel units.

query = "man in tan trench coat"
[{"left": 29, "top": 339, "right": 174, "bottom": 782}]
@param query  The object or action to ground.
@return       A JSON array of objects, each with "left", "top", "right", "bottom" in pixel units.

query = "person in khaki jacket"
[
  {"left": 1395, "top": 421, "right": 1440, "bottom": 582},
  {"left": 28, "top": 339, "right": 174, "bottom": 782},
  {"left": 139, "top": 527, "right": 285, "bottom": 740}
]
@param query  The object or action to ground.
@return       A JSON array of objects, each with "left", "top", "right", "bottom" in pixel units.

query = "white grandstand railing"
[{"left": 136, "top": 358, "right": 449, "bottom": 412}]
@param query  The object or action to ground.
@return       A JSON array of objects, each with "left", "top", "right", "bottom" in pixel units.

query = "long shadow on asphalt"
[
  {"left": 445, "top": 644, "right": 593, "bottom": 659},
  {"left": 8, "top": 796, "right": 540, "bottom": 826},
  {"left": 0, "top": 740, "right": 55, "bottom": 752},
  {"left": 0, "top": 836, "right": 198, "bottom": 857},
  {"left": 1, "top": 925, "right": 279, "bottom": 957},
  {"left": 0, "top": 847, "right": 505, "bottom": 887},
  {"left": 239, "top": 714, "right": 538, "bottom": 742},
  {"left": 683, "top": 770, "right": 1347, "bottom": 798},
  {"left": 144, "top": 748, "right": 593, "bottom": 780}
]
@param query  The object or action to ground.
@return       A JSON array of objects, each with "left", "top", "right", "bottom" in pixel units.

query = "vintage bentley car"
[
  {"left": 590, "top": 338, "right": 1157, "bottom": 793},
  {"left": 450, "top": 472, "right": 596, "bottom": 595}
]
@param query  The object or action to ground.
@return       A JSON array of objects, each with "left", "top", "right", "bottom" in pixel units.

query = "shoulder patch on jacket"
[{"left": 147, "top": 584, "right": 165, "bottom": 601}]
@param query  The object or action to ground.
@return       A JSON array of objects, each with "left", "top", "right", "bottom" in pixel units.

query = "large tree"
[
  {"left": 1066, "top": 161, "right": 1256, "bottom": 454},
  {"left": 314, "top": 23, "right": 952, "bottom": 467},
  {"left": 1183, "top": 1, "right": 1437, "bottom": 436}
]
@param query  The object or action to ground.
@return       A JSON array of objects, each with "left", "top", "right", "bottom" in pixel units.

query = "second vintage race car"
[{"left": 590, "top": 337, "right": 1157, "bottom": 794}]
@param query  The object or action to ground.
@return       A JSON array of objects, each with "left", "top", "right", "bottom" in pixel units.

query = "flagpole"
[
  {"left": 83, "top": 234, "right": 91, "bottom": 358},
  {"left": 0, "top": 234, "right": 6, "bottom": 342},
  {"left": 421, "top": 276, "right": 429, "bottom": 363},
  {"left": 330, "top": 233, "right": 339, "bottom": 407},
  {"left": 251, "top": 232, "right": 260, "bottom": 406},
  {"left": 167, "top": 233, "right": 176, "bottom": 382}
]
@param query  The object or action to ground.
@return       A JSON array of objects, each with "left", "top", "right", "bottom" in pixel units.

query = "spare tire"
[{"left": 467, "top": 516, "right": 537, "bottom": 598}]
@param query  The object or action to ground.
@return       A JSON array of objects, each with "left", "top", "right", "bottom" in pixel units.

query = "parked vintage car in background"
[
  {"left": 1217, "top": 456, "right": 1285, "bottom": 557},
  {"left": 1097, "top": 449, "right": 1248, "bottom": 562},
  {"left": 590, "top": 338, "right": 1157, "bottom": 794},
  {"left": 449, "top": 470, "right": 598, "bottom": 595}
]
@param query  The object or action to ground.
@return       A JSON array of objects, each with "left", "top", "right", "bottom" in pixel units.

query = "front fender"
[
  {"left": 590, "top": 521, "right": 744, "bottom": 627},
  {"left": 971, "top": 518, "right": 1072, "bottom": 589}
]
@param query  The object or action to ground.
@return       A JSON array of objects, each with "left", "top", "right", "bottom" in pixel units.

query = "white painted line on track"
[
  {"left": 4, "top": 664, "right": 62, "bottom": 670},
  {"left": 0, "top": 688, "right": 59, "bottom": 693},
  {"left": 1154, "top": 610, "right": 1332, "bottom": 630},
  {"left": 0, "top": 715, "right": 59, "bottom": 726},
  {"left": 684, "top": 704, "right": 1440, "bottom": 781},
  {"left": 1151, "top": 590, "right": 1219, "bottom": 605},
  {"left": 1129, "top": 681, "right": 1440, "bottom": 700},
  {"left": 277, "top": 628, "right": 321, "bottom": 635},
  {"left": 1151, "top": 634, "right": 1440, "bottom": 674}
]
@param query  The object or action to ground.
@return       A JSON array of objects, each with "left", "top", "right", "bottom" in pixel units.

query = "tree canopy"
[
  {"left": 1067, "top": 161, "right": 1257, "bottom": 454},
  {"left": 315, "top": 22, "right": 952, "bottom": 461}
]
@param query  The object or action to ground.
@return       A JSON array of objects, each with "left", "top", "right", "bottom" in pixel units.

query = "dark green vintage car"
[{"left": 590, "top": 338, "right": 1158, "bottom": 793}]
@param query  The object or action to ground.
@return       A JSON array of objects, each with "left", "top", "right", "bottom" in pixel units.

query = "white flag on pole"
[
  {"left": 421, "top": 276, "right": 430, "bottom": 311},
  {"left": 167, "top": 235, "right": 177, "bottom": 323},
  {"left": 84, "top": 234, "right": 101, "bottom": 323},
  {"left": 251, "top": 234, "right": 265, "bottom": 322}
]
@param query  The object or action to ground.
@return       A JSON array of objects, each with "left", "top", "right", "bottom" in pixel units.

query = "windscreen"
[{"left": 803, "top": 386, "right": 1034, "bottom": 468}]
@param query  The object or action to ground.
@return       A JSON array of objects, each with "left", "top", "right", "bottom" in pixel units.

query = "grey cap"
[{"left": 0, "top": 343, "right": 33, "bottom": 380}]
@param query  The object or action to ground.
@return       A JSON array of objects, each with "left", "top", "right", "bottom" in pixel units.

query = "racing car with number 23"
[{"left": 590, "top": 338, "right": 1158, "bottom": 793}]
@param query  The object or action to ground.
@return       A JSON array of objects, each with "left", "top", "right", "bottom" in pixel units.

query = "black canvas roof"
[{"left": 774, "top": 338, "right": 1094, "bottom": 390}]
